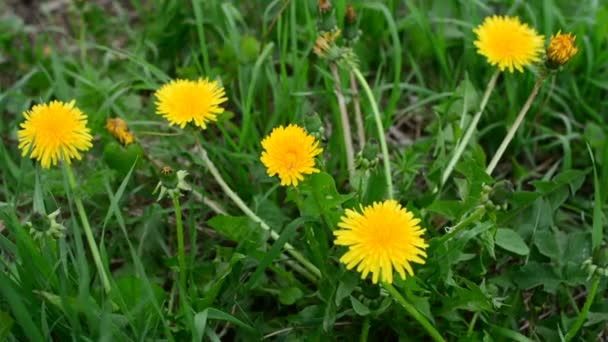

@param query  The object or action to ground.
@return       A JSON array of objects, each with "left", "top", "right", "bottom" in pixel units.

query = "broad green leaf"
[
  {"left": 349, "top": 296, "right": 371, "bottom": 316},
  {"left": 495, "top": 228, "right": 529, "bottom": 256},
  {"left": 279, "top": 287, "right": 303, "bottom": 305},
  {"left": 513, "top": 262, "right": 561, "bottom": 293},
  {"left": 193, "top": 310, "right": 209, "bottom": 341},
  {"left": 533, "top": 230, "right": 560, "bottom": 260},
  {"left": 335, "top": 273, "right": 358, "bottom": 306}
]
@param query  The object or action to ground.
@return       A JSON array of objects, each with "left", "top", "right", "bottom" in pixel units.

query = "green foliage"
[{"left": 1, "top": 0, "right": 607, "bottom": 341}]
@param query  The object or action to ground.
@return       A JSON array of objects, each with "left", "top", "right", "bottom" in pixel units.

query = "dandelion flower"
[
  {"left": 18, "top": 100, "right": 93, "bottom": 168},
  {"left": 154, "top": 78, "right": 227, "bottom": 129},
  {"left": 334, "top": 200, "right": 428, "bottom": 284},
  {"left": 474, "top": 15, "right": 544, "bottom": 72},
  {"left": 546, "top": 31, "right": 578, "bottom": 68},
  {"left": 260, "top": 124, "right": 323, "bottom": 186},
  {"left": 106, "top": 117, "right": 134, "bottom": 145}
]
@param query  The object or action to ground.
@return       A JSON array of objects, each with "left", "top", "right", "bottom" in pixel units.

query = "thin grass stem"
[
  {"left": 352, "top": 67, "right": 393, "bottom": 199},
  {"left": 171, "top": 193, "right": 187, "bottom": 293},
  {"left": 65, "top": 163, "right": 111, "bottom": 293},
  {"left": 350, "top": 71, "right": 366, "bottom": 147},
  {"left": 486, "top": 76, "right": 546, "bottom": 175},
  {"left": 330, "top": 63, "right": 356, "bottom": 183},
  {"left": 564, "top": 275, "right": 601, "bottom": 341},
  {"left": 442, "top": 70, "right": 500, "bottom": 185}
]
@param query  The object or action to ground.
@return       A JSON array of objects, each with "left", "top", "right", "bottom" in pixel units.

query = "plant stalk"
[
  {"left": 198, "top": 146, "right": 321, "bottom": 281},
  {"left": 383, "top": 282, "right": 446, "bottom": 342},
  {"left": 439, "top": 206, "right": 487, "bottom": 243},
  {"left": 442, "top": 70, "right": 500, "bottom": 185},
  {"left": 350, "top": 71, "right": 366, "bottom": 147},
  {"left": 330, "top": 63, "right": 356, "bottom": 183},
  {"left": 352, "top": 67, "right": 394, "bottom": 199},
  {"left": 486, "top": 76, "right": 546, "bottom": 175},
  {"left": 564, "top": 275, "right": 601, "bottom": 341},
  {"left": 171, "top": 193, "right": 187, "bottom": 293},
  {"left": 65, "top": 164, "right": 111, "bottom": 293}
]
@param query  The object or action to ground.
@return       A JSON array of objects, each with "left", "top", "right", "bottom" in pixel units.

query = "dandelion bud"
[
  {"left": 546, "top": 31, "right": 578, "bottom": 69},
  {"left": 489, "top": 180, "right": 514, "bottom": 208},
  {"left": 317, "top": 0, "right": 337, "bottom": 33},
  {"left": 355, "top": 139, "right": 379, "bottom": 170},
  {"left": 303, "top": 112, "right": 325, "bottom": 141},
  {"left": 318, "top": 0, "right": 332, "bottom": 13},
  {"left": 343, "top": 4, "right": 361, "bottom": 45}
]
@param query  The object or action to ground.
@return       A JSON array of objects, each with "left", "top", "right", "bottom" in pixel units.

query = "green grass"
[{"left": 1, "top": 0, "right": 608, "bottom": 340}]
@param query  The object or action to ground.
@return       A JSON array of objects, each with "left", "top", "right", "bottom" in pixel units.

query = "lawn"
[{"left": 1, "top": 0, "right": 607, "bottom": 341}]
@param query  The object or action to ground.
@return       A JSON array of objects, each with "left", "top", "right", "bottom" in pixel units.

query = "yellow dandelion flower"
[
  {"left": 105, "top": 117, "right": 134, "bottom": 145},
  {"left": 546, "top": 31, "right": 578, "bottom": 67},
  {"left": 474, "top": 15, "right": 544, "bottom": 72},
  {"left": 260, "top": 124, "right": 323, "bottom": 186},
  {"left": 18, "top": 100, "right": 93, "bottom": 168},
  {"left": 334, "top": 200, "right": 428, "bottom": 284},
  {"left": 154, "top": 78, "right": 227, "bottom": 129}
]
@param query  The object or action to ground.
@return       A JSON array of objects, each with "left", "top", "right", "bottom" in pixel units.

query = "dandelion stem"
[
  {"left": 198, "top": 146, "right": 322, "bottom": 281},
  {"left": 352, "top": 67, "right": 394, "bottom": 199},
  {"left": 171, "top": 192, "right": 187, "bottom": 293},
  {"left": 486, "top": 76, "right": 546, "bottom": 175},
  {"left": 564, "top": 275, "right": 601, "bottom": 341},
  {"left": 330, "top": 63, "right": 356, "bottom": 184},
  {"left": 442, "top": 70, "right": 500, "bottom": 185},
  {"left": 350, "top": 71, "right": 366, "bottom": 147},
  {"left": 359, "top": 317, "right": 370, "bottom": 342},
  {"left": 382, "top": 282, "right": 446, "bottom": 342},
  {"left": 65, "top": 164, "right": 111, "bottom": 293}
]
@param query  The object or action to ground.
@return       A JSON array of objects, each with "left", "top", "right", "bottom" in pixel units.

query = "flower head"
[
  {"left": 27, "top": 209, "right": 66, "bottom": 240},
  {"left": 313, "top": 29, "right": 341, "bottom": 59},
  {"left": 154, "top": 78, "right": 227, "bottom": 129},
  {"left": 153, "top": 166, "right": 191, "bottom": 201},
  {"left": 260, "top": 124, "right": 323, "bottom": 186},
  {"left": 18, "top": 100, "right": 93, "bottom": 168},
  {"left": 334, "top": 200, "right": 428, "bottom": 284},
  {"left": 546, "top": 31, "right": 578, "bottom": 68},
  {"left": 106, "top": 117, "right": 134, "bottom": 145},
  {"left": 474, "top": 15, "right": 544, "bottom": 72}
]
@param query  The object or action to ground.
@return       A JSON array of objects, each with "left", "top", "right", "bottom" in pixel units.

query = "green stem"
[
  {"left": 439, "top": 206, "right": 486, "bottom": 244},
  {"left": 564, "top": 275, "right": 601, "bottom": 341},
  {"left": 171, "top": 193, "right": 187, "bottom": 293},
  {"left": 486, "top": 76, "right": 546, "bottom": 175},
  {"left": 352, "top": 68, "right": 393, "bottom": 199},
  {"left": 350, "top": 71, "right": 366, "bottom": 147},
  {"left": 330, "top": 63, "right": 356, "bottom": 184},
  {"left": 65, "top": 164, "right": 111, "bottom": 293},
  {"left": 442, "top": 70, "right": 500, "bottom": 185},
  {"left": 359, "top": 317, "right": 370, "bottom": 342},
  {"left": 382, "top": 282, "right": 446, "bottom": 342},
  {"left": 467, "top": 312, "right": 479, "bottom": 337},
  {"left": 198, "top": 146, "right": 322, "bottom": 281}
]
